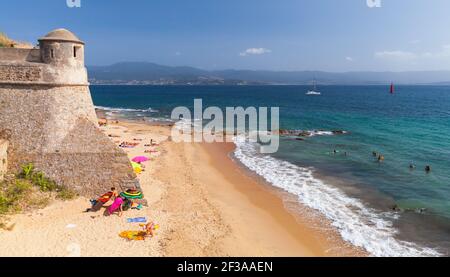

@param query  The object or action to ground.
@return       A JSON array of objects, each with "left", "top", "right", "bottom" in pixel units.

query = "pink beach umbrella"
[{"left": 132, "top": 156, "right": 150, "bottom": 163}]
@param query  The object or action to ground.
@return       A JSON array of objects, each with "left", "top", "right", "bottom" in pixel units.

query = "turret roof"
[{"left": 38, "top": 28, "right": 84, "bottom": 45}]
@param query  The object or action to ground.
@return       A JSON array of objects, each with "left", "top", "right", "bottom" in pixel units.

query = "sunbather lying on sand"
[
  {"left": 119, "top": 141, "right": 140, "bottom": 148},
  {"left": 119, "top": 222, "right": 159, "bottom": 241}
]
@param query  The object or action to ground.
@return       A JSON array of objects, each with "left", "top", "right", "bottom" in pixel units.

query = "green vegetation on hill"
[
  {"left": 0, "top": 164, "right": 77, "bottom": 229},
  {"left": 0, "top": 32, "right": 14, "bottom": 48},
  {"left": 0, "top": 31, "right": 32, "bottom": 48}
]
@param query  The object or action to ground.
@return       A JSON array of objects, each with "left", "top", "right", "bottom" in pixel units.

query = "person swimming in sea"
[
  {"left": 377, "top": 154, "right": 385, "bottom": 163},
  {"left": 372, "top": 151, "right": 378, "bottom": 157},
  {"left": 425, "top": 165, "right": 431, "bottom": 173},
  {"left": 409, "top": 163, "right": 416, "bottom": 169}
]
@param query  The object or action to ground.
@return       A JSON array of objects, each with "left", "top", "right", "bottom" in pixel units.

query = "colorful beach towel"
[
  {"left": 120, "top": 145, "right": 136, "bottom": 148},
  {"left": 119, "top": 224, "right": 160, "bottom": 241},
  {"left": 127, "top": 217, "right": 147, "bottom": 223},
  {"left": 119, "top": 231, "right": 148, "bottom": 241},
  {"left": 132, "top": 203, "right": 143, "bottom": 210},
  {"left": 98, "top": 192, "right": 114, "bottom": 203}
]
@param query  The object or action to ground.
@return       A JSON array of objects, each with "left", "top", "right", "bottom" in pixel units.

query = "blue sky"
[{"left": 2, "top": 0, "right": 450, "bottom": 71}]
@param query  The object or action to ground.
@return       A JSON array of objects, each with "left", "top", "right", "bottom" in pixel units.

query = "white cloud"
[
  {"left": 374, "top": 50, "right": 417, "bottom": 61},
  {"left": 345, "top": 56, "right": 354, "bottom": 62},
  {"left": 426, "top": 44, "right": 450, "bottom": 58},
  {"left": 373, "top": 45, "right": 450, "bottom": 70},
  {"left": 240, "top": 48, "right": 272, "bottom": 56},
  {"left": 175, "top": 51, "right": 181, "bottom": 56},
  {"left": 375, "top": 45, "right": 450, "bottom": 61}
]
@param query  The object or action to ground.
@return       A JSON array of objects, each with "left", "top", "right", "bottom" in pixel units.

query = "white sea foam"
[
  {"left": 146, "top": 117, "right": 175, "bottom": 123},
  {"left": 309, "top": 130, "right": 335, "bottom": 136},
  {"left": 174, "top": 118, "right": 203, "bottom": 133},
  {"left": 281, "top": 130, "right": 348, "bottom": 139},
  {"left": 95, "top": 106, "right": 159, "bottom": 113},
  {"left": 233, "top": 136, "right": 441, "bottom": 257}
]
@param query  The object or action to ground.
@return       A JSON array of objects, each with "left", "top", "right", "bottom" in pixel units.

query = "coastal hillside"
[
  {"left": 88, "top": 62, "right": 450, "bottom": 85},
  {"left": 88, "top": 62, "right": 262, "bottom": 85}
]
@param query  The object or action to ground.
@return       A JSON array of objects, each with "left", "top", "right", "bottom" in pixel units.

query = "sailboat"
[
  {"left": 306, "top": 79, "right": 321, "bottom": 95},
  {"left": 390, "top": 82, "right": 395, "bottom": 94}
]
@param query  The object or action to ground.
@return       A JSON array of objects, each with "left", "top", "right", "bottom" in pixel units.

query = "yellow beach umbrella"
[{"left": 131, "top": 162, "right": 142, "bottom": 174}]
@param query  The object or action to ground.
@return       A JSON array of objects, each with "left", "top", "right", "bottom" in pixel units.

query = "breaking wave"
[
  {"left": 95, "top": 106, "right": 159, "bottom": 113},
  {"left": 232, "top": 136, "right": 441, "bottom": 257}
]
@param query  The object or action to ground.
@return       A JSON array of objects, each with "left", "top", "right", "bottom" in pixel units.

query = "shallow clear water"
[{"left": 91, "top": 85, "right": 450, "bottom": 256}]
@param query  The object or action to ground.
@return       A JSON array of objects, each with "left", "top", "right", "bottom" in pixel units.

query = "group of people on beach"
[
  {"left": 119, "top": 141, "right": 140, "bottom": 148},
  {"left": 85, "top": 187, "right": 157, "bottom": 239},
  {"left": 119, "top": 139, "right": 158, "bottom": 149},
  {"left": 86, "top": 187, "right": 142, "bottom": 217},
  {"left": 96, "top": 120, "right": 160, "bottom": 240}
]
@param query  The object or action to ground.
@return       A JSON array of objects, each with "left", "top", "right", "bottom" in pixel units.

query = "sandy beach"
[{"left": 0, "top": 120, "right": 365, "bottom": 257}]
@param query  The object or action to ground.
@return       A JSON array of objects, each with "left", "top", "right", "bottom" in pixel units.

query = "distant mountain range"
[{"left": 87, "top": 62, "right": 450, "bottom": 85}]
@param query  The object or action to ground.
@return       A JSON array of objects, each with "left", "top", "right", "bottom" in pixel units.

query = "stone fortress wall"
[{"left": 0, "top": 29, "right": 138, "bottom": 196}]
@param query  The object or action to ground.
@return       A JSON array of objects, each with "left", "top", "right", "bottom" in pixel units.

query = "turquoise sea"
[{"left": 91, "top": 85, "right": 450, "bottom": 256}]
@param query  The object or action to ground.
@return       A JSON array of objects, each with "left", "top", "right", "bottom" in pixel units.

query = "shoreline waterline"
[
  {"left": 98, "top": 111, "right": 442, "bottom": 256},
  {"left": 106, "top": 116, "right": 366, "bottom": 256},
  {"left": 232, "top": 136, "right": 442, "bottom": 257},
  {"left": 199, "top": 140, "right": 367, "bottom": 256}
]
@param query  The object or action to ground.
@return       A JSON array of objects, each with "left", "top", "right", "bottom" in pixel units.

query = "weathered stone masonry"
[
  {"left": 0, "top": 65, "right": 42, "bottom": 82},
  {"left": 0, "top": 29, "right": 138, "bottom": 196}
]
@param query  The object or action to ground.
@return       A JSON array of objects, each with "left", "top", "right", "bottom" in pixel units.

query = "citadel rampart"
[{"left": 0, "top": 29, "right": 138, "bottom": 196}]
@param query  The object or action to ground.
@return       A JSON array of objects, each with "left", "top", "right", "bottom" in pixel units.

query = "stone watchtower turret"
[
  {"left": 0, "top": 29, "right": 138, "bottom": 196},
  {"left": 39, "top": 29, "right": 85, "bottom": 66},
  {"left": 37, "top": 29, "right": 89, "bottom": 86}
]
